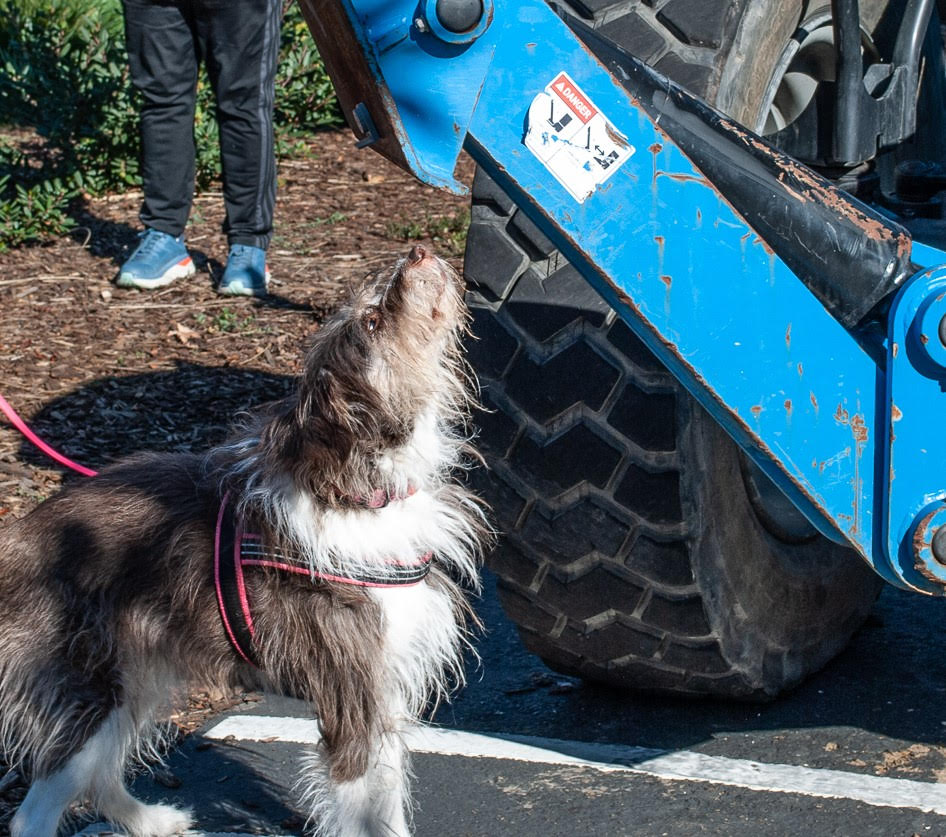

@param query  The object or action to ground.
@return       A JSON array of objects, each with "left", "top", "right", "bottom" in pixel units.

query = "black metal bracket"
[{"left": 770, "top": 0, "right": 934, "bottom": 167}]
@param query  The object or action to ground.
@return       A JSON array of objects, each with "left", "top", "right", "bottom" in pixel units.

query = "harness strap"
[
  {"left": 214, "top": 492, "right": 259, "bottom": 667},
  {"left": 214, "top": 491, "right": 433, "bottom": 668}
]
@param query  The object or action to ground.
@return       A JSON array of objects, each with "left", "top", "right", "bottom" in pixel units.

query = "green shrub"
[{"left": 0, "top": 0, "right": 341, "bottom": 250}]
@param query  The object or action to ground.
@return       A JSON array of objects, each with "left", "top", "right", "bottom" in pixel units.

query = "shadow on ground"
[
  {"left": 18, "top": 363, "right": 295, "bottom": 475},
  {"left": 438, "top": 567, "right": 946, "bottom": 765}
]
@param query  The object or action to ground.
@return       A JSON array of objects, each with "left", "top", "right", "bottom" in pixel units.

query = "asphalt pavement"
[{"left": 76, "top": 570, "right": 946, "bottom": 836}]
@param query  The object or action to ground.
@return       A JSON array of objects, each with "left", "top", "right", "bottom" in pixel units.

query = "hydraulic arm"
[{"left": 299, "top": 0, "right": 946, "bottom": 594}]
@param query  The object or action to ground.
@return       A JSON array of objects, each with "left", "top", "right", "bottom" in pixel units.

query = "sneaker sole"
[
  {"left": 116, "top": 257, "right": 196, "bottom": 290},
  {"left": 217, "top": 270, "right": 272, "bottom": 297}
]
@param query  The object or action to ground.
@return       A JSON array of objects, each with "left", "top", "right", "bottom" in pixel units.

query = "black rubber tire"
[{"left": 465, "top": 0, "right": 892, "bottom": 699}]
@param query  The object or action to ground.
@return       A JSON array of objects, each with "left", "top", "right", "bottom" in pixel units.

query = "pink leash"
[{"left": 0, "top": 394, "right": 98, "bottom": 477}]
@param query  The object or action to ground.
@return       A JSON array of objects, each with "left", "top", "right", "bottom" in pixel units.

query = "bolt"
[
  {"left": 435, "top": 0, "right": 484, "bottom": 33},
  {"left": 414, "top": 16, "right": 429, "bottom": 32},
  {"left": 934, "top": 525, "right": 946, "bottom": 566}
]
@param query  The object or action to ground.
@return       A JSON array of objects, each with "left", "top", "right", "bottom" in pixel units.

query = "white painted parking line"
[{"left": 206, "top": 714, "right": 946, "bottom": 815}]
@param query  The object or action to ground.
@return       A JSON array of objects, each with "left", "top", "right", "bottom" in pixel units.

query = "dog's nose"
[{"left": 407, "top": 245, "right": 427, "bottom": 264}]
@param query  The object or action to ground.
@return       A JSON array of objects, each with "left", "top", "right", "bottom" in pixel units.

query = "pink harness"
[{"left": 213, "top": 491, "right": 431, "bottom": 667}]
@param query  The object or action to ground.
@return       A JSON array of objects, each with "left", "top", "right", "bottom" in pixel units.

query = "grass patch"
[
  {"left": 386, "top": 208, "right": 470, "bottom": 257},
  {"left": 196, "top": 309, "right": 256, "bottom": 334}
]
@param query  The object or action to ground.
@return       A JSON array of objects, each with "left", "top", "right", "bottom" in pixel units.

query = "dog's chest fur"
[
  {"left": 286, "top": 486, "right": 471, "bottom": 710},
  {"left": 370, "top": 579, "right": 463, "bottom": 714}
]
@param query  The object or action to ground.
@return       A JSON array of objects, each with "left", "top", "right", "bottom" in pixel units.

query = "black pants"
[{"left": 122, "top": 0, "right": 281, "bottom": 249}]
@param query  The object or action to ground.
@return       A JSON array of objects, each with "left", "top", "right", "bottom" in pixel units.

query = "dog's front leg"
[{"left": 301, "top": 712, "right": 411, "bottom": 837}]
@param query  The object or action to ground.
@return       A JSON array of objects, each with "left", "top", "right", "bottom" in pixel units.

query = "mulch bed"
[{"left": 0, "top": 128, "right": 474, "bottom": 828}]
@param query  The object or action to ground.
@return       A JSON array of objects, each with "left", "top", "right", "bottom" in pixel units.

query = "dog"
[{"left": 0, "top": 245, "right": 490, "bottom": 837}]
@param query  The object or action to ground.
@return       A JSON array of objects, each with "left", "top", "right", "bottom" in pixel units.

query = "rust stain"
[
  {"left": 735, "top": 123, "right": 907, "bottom": 248},
  {"left": 605, "top": 123, "right": 629, "bottom": 149},
  {"left": 660, "top": 275, "right": 672, "bottom": 288},
  {"left": 661, "top": 171, "right": 707, "bottom": 184},
  {"left": 834, "top": 404, "right": 850, "bottom": 425},
  {"left": 722, "top": 112, "right": 910, "bottom": 253},
  {"left": 912, "top": 508, "right": 946, "bottom": 584},
  {"left": 810, "top": 392, "right": 818, "bottom": 410},
  {"left": 695, "top": 208, "right": 702, "bottom": 224},
  {"left": 847, "top": 412, "right": 868, "bottom": 539},
  {"left": 797, "top": 362, "right": 804, "bottom": 376},
  {"left": 921, "top": 333, "right": 930, "bottom": 345},
  {"left": 891, "top": 404, "right": 903, "bottom": 421},
  {"left": 914, "top": 523, "right": 928, "bottom": 559},
  {"left": 650, "top": 143, "right": 661, "bottom": 186},
  {"left": 850, "top": 413, "right": 868, "bottom": 445},
  {"left": 896, "top": 230, "right": 911, "bottom": 261},
  {"left": 892, "top": 341, "right": 899, "bottom": 358},
  {"left": 785, "top": 323, "right": 792, "bottom": 350},
  {"left": 784, "top": 399, "right": 792, "bottom": 414},
  {"left": 750, "top": 405, "right": 763, "bottom": 418},
  {"left": 753, "top": 235, "right": 775, "bottom": 256}
]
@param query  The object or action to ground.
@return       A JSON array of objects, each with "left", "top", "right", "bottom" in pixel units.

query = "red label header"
[{"left": 550, "top": 73, "right": 598, "bottom": 124}]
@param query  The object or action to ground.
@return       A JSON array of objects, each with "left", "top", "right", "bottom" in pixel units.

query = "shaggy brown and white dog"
[{"left": 0, "top": 246, "right": 490, "bottom": 837}]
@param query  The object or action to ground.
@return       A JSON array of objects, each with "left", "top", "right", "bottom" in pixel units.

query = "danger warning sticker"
[
  {"left": 524, "top": 71, "right": 634, "bottom": 203},
  {"left": 549, "top": 73, "right": 599, "bottom": 124}
]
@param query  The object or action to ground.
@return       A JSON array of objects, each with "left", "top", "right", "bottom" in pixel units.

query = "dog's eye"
[{"left": 363, "top": 309, "right": 382, "bottom": 334}]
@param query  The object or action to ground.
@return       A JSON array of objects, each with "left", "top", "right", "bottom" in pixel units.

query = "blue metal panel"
[
  {"left": 884, "top": 265, "right": 946, "bottom": 590},
  {"left": 337, "top": 0, "right": 496, "bottom": 193}
]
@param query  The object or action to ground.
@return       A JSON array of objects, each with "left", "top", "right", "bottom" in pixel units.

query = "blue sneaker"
[
  {"left": 116, "top": 229, "right": 195, "bottom": 289},
  {"left": 218, "top": 244, "right": 271, "bottom": 297}
]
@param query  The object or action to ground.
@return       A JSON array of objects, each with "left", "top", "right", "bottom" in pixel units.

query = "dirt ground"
[{"left": 0, "top": 128, "right": 474, "bottom": 826}]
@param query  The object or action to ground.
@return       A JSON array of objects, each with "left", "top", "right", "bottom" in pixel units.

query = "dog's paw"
[{"left": 126, "top": 803, "right": 194, "bottom": 837}]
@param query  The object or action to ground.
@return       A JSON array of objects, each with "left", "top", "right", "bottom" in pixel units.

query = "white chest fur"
[
  {"left": 369, "top": 580, "right": 464, "bottom": 717},
  {"left": 279, "top": 487, "right": 480, "bottom": 586}
]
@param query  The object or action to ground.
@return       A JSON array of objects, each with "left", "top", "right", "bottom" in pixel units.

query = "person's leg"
[
  {"left": 200, "top": 0, "right": 281, "bottom": 252},
  {"left": 122, "top": 0, "right": 200, "bottom": 237}
]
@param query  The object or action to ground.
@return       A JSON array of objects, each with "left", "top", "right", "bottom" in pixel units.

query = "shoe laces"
[{"left": 136, "top": 229, "right": 172, "bottom": 258}]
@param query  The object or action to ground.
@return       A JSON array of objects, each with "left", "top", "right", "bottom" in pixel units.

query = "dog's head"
[{"left": 257, "top": 246, "right": 471, "bottom": 501}]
